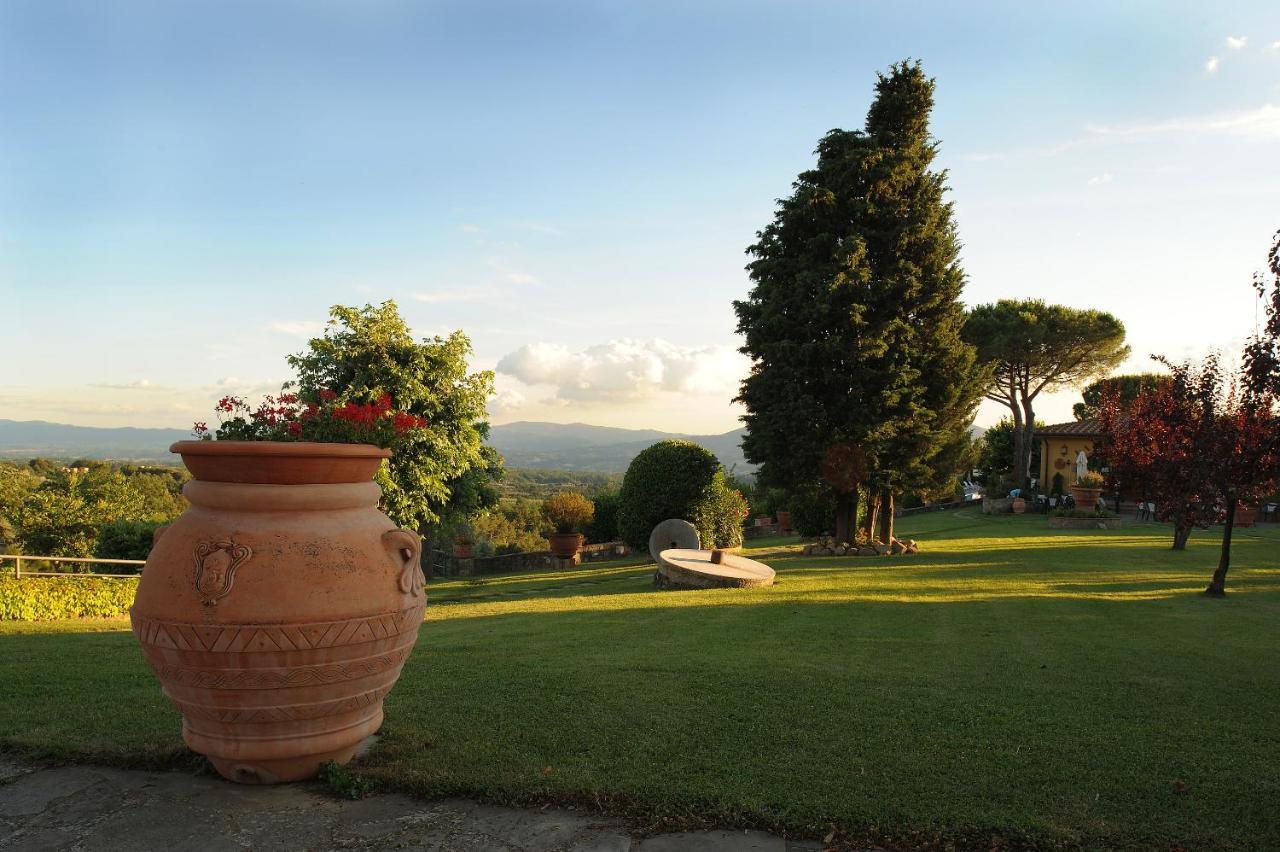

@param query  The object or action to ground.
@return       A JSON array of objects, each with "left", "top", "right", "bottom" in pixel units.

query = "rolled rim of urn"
[
  {"left": 170, "top": 440, "right": 390, "bottom": 485},
  {"left": 132, "top": 439, "right": 425, "bottom": 784}
]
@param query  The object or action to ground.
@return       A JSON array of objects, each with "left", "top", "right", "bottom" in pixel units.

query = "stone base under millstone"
[{"left": 655, "top": 548, "right": 776, "bottom": 590}]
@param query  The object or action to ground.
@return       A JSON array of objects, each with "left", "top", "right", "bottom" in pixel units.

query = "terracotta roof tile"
[{"left": 1038, "top": 419, "right": 1102, "bottom": 436}]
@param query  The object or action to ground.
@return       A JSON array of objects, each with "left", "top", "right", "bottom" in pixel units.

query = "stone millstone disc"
[
  {"left": 655, "top": 549, "right": 776, "bottom": 590},
  {"left": 648, "top": 519, "right": 700, "bottom": 564}
]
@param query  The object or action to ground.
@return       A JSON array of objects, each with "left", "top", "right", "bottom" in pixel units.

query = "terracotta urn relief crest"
[{"left": 130, "top": 441, "right": 426, "bottom": 784}]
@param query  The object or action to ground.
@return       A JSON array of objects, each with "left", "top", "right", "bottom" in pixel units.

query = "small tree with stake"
[{"left": 1203, "top": 391, "right": 1279, "bottom": 595}]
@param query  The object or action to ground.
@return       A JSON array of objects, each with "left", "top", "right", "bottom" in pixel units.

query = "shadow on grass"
[
  {"left": 2, "top": 575, "right": 1279, "bottom": 849},
  {"left": 376, "top": 591, "right": 1280, "bottom": 849},
  {"left": 393, "top": 579, "right": 1280, "bottom": 847},
  {"left": 427, "top": 531, "right": 1280, "bottom": 613}
]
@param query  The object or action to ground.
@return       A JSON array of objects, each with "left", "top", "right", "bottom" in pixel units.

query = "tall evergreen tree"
[{"left": 734, "top": 61, "right": 984, "bottom": 542}]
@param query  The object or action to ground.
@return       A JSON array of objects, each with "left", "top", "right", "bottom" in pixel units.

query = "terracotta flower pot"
[
  {"left": 1070, "top": 486, "right": 1103, "bottom": 511},
  {"left": 775, "top": 510, "right": 792, "bottom": 533},
  {"left": 548, "top": 532, "right": 583, "bottom": 559},
  {"left": 1011, "top": 497, "right": 1026, "bottom": 514},
  {"left": 130, "top": 441, "right": 426, "bottom": 785}
]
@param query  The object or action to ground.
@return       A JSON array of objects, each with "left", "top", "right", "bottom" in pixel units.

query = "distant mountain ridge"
[
  {"left": 0, "top": 418, "right": 752, "bottom": 475},
  {"left": 0, "top": 420, "right": 192, "bottom": 462},
  {"left": 489, "top": 421, "right": 751, "bottom": 473}
]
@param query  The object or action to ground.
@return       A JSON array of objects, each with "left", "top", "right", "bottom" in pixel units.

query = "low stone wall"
[
  {"left": 446, "top": 541, "right": 630, "bottom": 577},
  {"left": 1048, "top": 516, "right": 1123, "bottom": 530},
  {"left": 982, "top": 497, "right": 1012, "bottom": 514}
]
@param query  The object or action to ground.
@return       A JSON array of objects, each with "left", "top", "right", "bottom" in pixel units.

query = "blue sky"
[{"left": 3, "top": 1, "right": 1278, "bottom": 433}]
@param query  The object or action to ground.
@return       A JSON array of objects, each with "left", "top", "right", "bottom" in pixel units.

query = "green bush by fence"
[{"left": 0, "top": 576, "right": 138, "bottom": 621}]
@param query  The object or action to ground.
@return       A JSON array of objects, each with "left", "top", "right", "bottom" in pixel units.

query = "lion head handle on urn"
[{"left": 383, "top": 528, "right": 425, "bottom": 597}]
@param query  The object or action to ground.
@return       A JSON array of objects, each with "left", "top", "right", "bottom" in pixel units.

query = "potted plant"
[
  {"left": 775, "top": 509, "right": 793, "bottom": 534},
  {"left": 451, "top": 523, "right": 474, "bottom": 559},
  {"left": 542, "top": 491, "right": 595, "bottom": 559},
  {"left": 1011, "top": 495, "right": 1027, "bottom": 514},
  {"left": 131, "top": 390, "right": 430, "bottom": 784},
  {"left": 1070, "top": 470, "right": 1105, "bottom": 511}
]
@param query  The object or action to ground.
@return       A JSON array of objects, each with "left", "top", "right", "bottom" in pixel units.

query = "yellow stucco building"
[{"left": 1038, "top": 419, "right": 1102, "bottom": 490}]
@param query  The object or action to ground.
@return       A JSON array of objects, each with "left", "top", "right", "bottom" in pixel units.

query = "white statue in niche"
[{"left": 1076, "top": 449, "right": 1089, "bottom": 480}]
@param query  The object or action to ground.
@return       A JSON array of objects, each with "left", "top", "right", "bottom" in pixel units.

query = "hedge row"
[{"left": 0, "top": 576, "right": 139, "bottom": 621}]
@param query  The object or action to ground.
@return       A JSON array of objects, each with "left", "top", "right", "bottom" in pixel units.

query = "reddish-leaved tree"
[
  {"left": 1243, "top": 229, "right": 1280, "bottom": 397},
  {"left": 1099, "top": 353, "right": 1279, "bottom": 595},
  {"left": 1097, "top": 357, "right": 1220, "bottom": 551},
  {"left": 1203, "top": 393, "right": 1280, "bottom": 594}
]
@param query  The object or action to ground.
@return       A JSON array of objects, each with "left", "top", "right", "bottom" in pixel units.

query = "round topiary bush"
[{"left": 618, "top": 440, "right": 745, "bottom": 550}]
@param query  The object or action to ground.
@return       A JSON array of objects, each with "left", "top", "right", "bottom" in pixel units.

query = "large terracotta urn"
[
  {"left": 130, "top": 441, "right": 426, "bottom": 784},
  {"left": 1070, "top": 486, "right": 1103, "bottom": 511},
  {"left": 548, "top": 531, "right": 584, "bottom": 559}
]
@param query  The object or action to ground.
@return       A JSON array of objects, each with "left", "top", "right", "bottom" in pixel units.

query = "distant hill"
[
  {"left": 488, "top": 422, "right": 751, "bottom": 474},
  {"left": 0, "top": 420, "right": 191, "bottom": 463},
  {"left": 0, "top": 418, "right": 752, "bottom": 475}
]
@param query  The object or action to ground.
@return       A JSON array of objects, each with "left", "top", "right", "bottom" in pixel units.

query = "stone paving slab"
[{"left": 0, "top": 762, "right": 823, "bottom": 851}]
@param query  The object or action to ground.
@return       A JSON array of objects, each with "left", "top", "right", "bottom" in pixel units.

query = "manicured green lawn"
[{"left": 3, "top": 512, "right": 1278, "bottom": 849}]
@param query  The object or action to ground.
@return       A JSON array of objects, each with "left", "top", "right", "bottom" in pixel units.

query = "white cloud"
[
  {"left": 487, "top": 387, "right": 526, "bottom": 415},
  {"left": 1085, "top": 103, "right": 1280, "bottom": 141},
  {"left": 412, "top": 287, "right": 495, "bottom": 304},
  {"left": 1087, "top": 172, "right": 1113, "bottom": 186},
  {"left": 483, "top": 258, "right": 542, "bottom": 288},
  {"left": 268, "top": 320, "right": 323, "bottom": 337},
  {"left": 202, "top": 377, "right": 283, "bottom": 395},
  {"left": 496, "top": 339, "right": 749, "bottom": 403},
  {"left": 967, "top": 103, "right": 1280, "bottom": 162},
  {"left": 1272, "top": 40, "right": 1280, "bottom": 51},
  {"left": 1226, "top": 35, "right": 1248, "bottom": 50},
  {"left": 1204, "top": 56, "right": 1220, "bottom": 73},
  {"left": 89, "top": 379, "right": 167, "bottom": 391},
  {"left": 460, "top": 223, "right": 483, "bottom": 234}
]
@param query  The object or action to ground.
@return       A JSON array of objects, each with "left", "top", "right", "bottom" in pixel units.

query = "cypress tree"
[{"left": 734, "top": 61, "right": 983, "bottom": 542}]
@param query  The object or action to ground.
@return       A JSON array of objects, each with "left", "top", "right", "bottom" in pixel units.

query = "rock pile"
[{"left": 801, "top": 535, "right": 920, "bottom": 557}]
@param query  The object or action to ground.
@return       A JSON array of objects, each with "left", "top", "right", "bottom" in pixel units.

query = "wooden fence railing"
[{"left": 0, "top": 554, "right": 146, "bottom": 579}]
